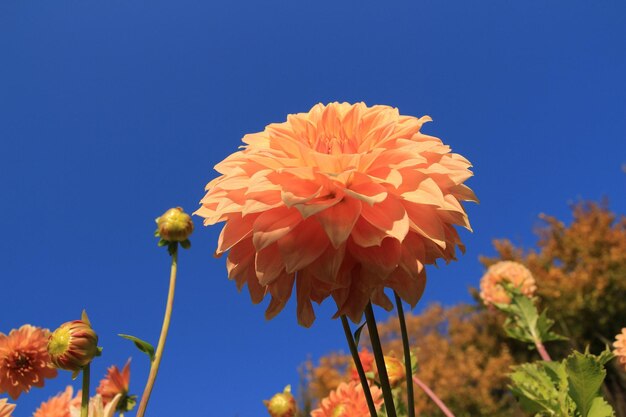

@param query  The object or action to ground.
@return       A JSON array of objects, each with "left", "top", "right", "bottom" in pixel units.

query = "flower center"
[
  {"left": 315, "top": 135, "right": 357, "bottom": 155},
  {"left": 331, "top": 403, "right": 348, "bottom": 417},
  {"left": 48, "top": 326, "right": 71, "bottom": 356},
  {"left": 9, "top": 352, "right": 32, "bottom": 374}
]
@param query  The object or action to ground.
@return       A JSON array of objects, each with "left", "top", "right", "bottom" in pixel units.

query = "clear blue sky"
[{"left": 1, "top": 1, "right": 625, "bottom": 416}]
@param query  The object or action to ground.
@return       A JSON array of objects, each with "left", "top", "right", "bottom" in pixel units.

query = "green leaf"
[
  {"left": 587, "top": 397, "right": 615, "bottom": 417},
  {"left": 565, "top": 351, "right": 607, "bottom": 417},
  {"left": 497, "top": 285, "right": 566, "bottom": 346},
  {"left": 353, "top": 322, "right": 366, "bottom": 346},
  {"left": 119, "top": 334, "right": 155, "bottom": 362},
  {"left": 157, "top": 239, "right": 168, "bottom": 247},
  {"left": 509, "top": 363, "right": 563, "bottom": 415},
  {"left": 180, "top": 239, "right": 191, "bottom": 249}
]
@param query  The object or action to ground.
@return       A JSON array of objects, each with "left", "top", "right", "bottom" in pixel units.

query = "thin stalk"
[
  {"left": 412, "top": 375, "right": 456, "bottom": 417},
  {"left": 136, "top": 246, "right": 179, "bottom": 417},
  {"left": 81, "top": 364, "right": 90, "bottom": 417},
  {"left": 394, "top": 291, "right": 415, "bottom": 417},
  {"left": 364, "top": 302, "right": 397, "bottom": 417},
  {"left": 340, "top": 316, "right": 378, "bottom": 417},
  {"left": 534, "top": 339, "right": 552, "bottom": 362}
]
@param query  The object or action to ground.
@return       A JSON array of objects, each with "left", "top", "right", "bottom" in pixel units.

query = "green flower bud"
[
  {"left": 156, "top": 207, "right": 194, "bottom": 242},
  {"left": 48, "top": 314, "right": 99, "bottom": 372},
  {"left": 263, "top": 385, "right": 297, "bottom": 417}
]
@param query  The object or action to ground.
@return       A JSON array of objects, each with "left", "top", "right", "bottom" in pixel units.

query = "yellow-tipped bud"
[
  {"left": 383, "top": 356, "right": 406, "bottom": 386},
  {"left": 263, "top": 385, "right": 297, "bottom": 417},
  {"left": 156, "top": 207, "right": 194, "bottom": 242},
  {"left": 48, "top": 314, "right": 99, "bottom": 372}
]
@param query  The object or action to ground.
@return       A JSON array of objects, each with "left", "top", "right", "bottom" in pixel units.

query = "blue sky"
[{"left": 1, "top": 1, "right": 625, "bottom": 416}]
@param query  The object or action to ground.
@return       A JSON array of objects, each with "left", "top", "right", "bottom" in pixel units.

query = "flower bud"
[
  {"left": 48, "top": 317, "right": 99, "bottom": 372},
  {"left": 156, "top": 207, "right": 194, "bottom": 242},
  {"left": 613, "top": 328, "right": 626, "bottom": 372},
  {"left": 263, "top": 385, "right": 297, "bottom": 417},
  {"left": 383, "top": 356, "right": 406, "bottom": 386}
]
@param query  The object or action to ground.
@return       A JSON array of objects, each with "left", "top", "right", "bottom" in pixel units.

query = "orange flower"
[
  {"left": 197, "top": 103, "right": 476, "bottom": 326},
  {"left": 613, "top": 328, "right": 626, "bottom": 371},
  {"left": 96, "top": 360, "right": 135, "bottom": 412},
  {"left": 349, "top": 348, "right": 375, "bottom": 381},
  {"left": 479, "top": 261, "right": 537, "bottom": 306},
  {"left": 0, "top": 325, "right": 58, "bottom": 399},
  {"left": 33, "top": 386, "right": 74, "bottom": 417},
  {"left": 0, "top": 398, "right": 16, "bottom": 417},
  {"left": 311, "top": 381, "right": 383, "bottom": 417},
  {"left": 69, "top": 394, "right": 121, "bottom": 417}
]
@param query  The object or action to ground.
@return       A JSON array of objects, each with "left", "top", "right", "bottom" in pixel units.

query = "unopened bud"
[
  {"left": 48, "top": 312, "right": 99, "bottom": 372},
  {"left": 263, "top": 385, "right": 297, "bottom": 417},
  {"left": 384, "top": 356, "right": 406, "bottom": 386},
  {"left": 156, "top": 207, "right": 194, "bottom": 242}
]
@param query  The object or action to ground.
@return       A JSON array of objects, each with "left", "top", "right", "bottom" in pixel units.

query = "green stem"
[
  {"left": 340, "top": 316, "right": 378, "bottom": 417},
  {"left": 364, "top": 302, "right": 397, "bottom": 417},
  {"left": 394, "top": 291, "right": 415, "bottom": 417},
  {"left": 136, "top": 245, "right": 178, "bottom": 417},
  {"left": 81, "top": 364, "right": 90, "bottom": 417}
]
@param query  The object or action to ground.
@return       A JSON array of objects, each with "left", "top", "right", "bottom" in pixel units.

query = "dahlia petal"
[
  {"left": 315, "top": 197, "right": 362, "bottom": 248},
  {"left": 371, "top": 288, "right": 393, "bottom": 311},
  {"left": 252, "top": 207, "right": 302, "bottom": 250},
  {"left": 255, "top": 244, "right": 285, "bottom": 285},
  {"left": 216, "top": 214, "right": 256, "bottom": 255},
  {"left": 247, "top": 270, "right": 266, "bottom": 304},
  {"left": 226, "top": 239, "right": 255, "bottom": 281},
  {"left": 348, "top": 237, "right": 402, "bottom": 276},
  {"left": 351, "top": 217, "right": 389, "bottom": 247},
  {"left": 293, "top": 191, "right": 344, "bottom": 218},
  {"left": 267, "top": 272, "right": 296, "bottom": 302},
  {"left": 387, "top": 268, "right": 427, "bottom": 307},
  {"left": 265, "top": 297, "right": 288, "bottom": 320},
  {"left": 450, "top": 183, "right": 479, "bottom": 203},
  {"left": 360, "top": 197, "right": 409, "bottom": 242},
  {"left": 277, "top": 218, "right": 329, "bottom": 273},
  {"left": 404, "top": 203, "right": 446, "bottom": 248},
  {"left": 307, "top": 243, "right": 349, "bottom": 284},
  {"left": 344, "top": 173, "right": 387, "bottom": 205},
  {"left": 296, "top": 274, "right": 316, "bottom": 328},
  {"left": 401, "top": 177, "right": 446, "bottom": 207}
]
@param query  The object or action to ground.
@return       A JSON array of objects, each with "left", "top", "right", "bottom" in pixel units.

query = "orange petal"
[
  {"left": 252, "top": 207, "right": 302, "bottom": 250},
  {"left": 255, "top": 244, "right": 284, "bottom": 285},
  {"left": 277, "top": 218, "right": 330, "bottom": 273},
  {"left": 360, "top": 197, "right": 409, "bottom": 242},
  {"left": 315, "top": 197, "right": 362, "bottom": 248}
]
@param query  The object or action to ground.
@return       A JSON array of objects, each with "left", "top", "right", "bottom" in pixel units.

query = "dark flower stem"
[
  {"left": 81, "top": 364, "right": 90, "bottom": 417},
  {"left": 364, "top": 302, "right": 397, "bottom": 417},
  {"left": 394, "top": 291, "right": 415, "bottom": 417},
  {"left": 341, "top": 316, "right": 378, "bottom": 417},
  {"left": 137, "top": 244, "right": 178, "bottom": 417}
]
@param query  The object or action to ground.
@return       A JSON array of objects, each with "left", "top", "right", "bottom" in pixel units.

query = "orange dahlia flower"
[
  {"left": 349, "top": 348, "right": 375, "bottom": 381},
  {"left": 0, "top": 398, "right": 16, "bottom": 417},
  {"left": 197, "top": 102, "right": 476, "bottom": 326},
  {"left": 0, "top": 325, "right": 58, "bottom": 399},
  {"left": 613, "top": 328, "right": 626, "bottom": 371},
  {"left": 479, "top": 261, "right": 537, "bottom": 306},
  {"left": 96, "top": 359, "right": 134, "bottom": 411},
  {"left": 69, "top": 394, "right": 121, "bottom": 417},
  {"left": 33, "top": 386, "right": 74, "bottom": 417},
  {"left": 311, "top": 380, "right": 383, "bottom": 417}
]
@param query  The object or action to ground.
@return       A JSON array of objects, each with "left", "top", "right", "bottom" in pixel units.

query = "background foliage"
[{"left": 301, "top": 202, "right": 626, "bottom": 416}]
